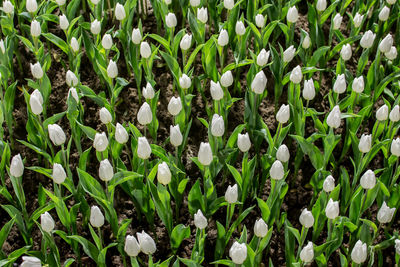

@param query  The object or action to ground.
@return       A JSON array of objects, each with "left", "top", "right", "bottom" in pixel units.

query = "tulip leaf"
[
  {"left": 68, "top": 235, "right": 99, "bottom": 262},
  {"left": 42, "top": 33, "right": 70, "bottom": 55},
  {"left": 170, "top": 224, "right": 190, "bottom": 254}
]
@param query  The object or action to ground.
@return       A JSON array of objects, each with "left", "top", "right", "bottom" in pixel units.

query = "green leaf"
[
  {"left": 170, "top": 224, "right": 190, "bottom": 253},
  {"left": 42, "top": 33, "right": 70, "bottom": 54},
  {"left": 68, "top": 235, "right": 99, "bottom": 261}
]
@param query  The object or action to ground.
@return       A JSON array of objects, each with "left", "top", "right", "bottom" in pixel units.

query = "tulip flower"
[
  {"left": 132, "top": 28, "right": 142, "bottom": 44},
  {"left": 351, "top": 240, "right": 367, "bottom": 264},
  {"left": 157, "top": 162, "right": 171, "bottom": 185},
  {"left": 229, "top": 242, "right": 247, "bottom": 264},
  {"left": 379, "top": 6, "right": 390, "bottom": 21},
  {"left": 254, "top": 218, "right": 268, "bottom": 238},
  {"left": 395, "top": 239, "right": 400, "bottom": 254},
  {"left": 66, "top": 70, "right": 78, "bottom": 86},
  {"left": 41, "top": 212, "right": 55, "bottom": 233},
  {"left": 377, "top": 201, "right": 395, "bottom": 224},
  {"left": 340, "top": 44, "right": 352, "bottom": 61},
  {"left": 379, "top": 34, "right": 393, "bottom": 53},
  {"left": 287, "top": 6, "right": 299, "bottom": 23},
  {"left": 52, "top": 163, "right": 66, "bottom": 184},
  {"left": 323, "top": 175, "right": 335, "bottom": 192},
  {"left": 179, "top": 74, "right": 192, "bottom": 89},
  {"left": 376, "top": 104, "right": 389, "bottom": 121},
  {"left": 115, "top": 3, "right": 126, "bottom": 21},
  {"left": 270, "top": 160, "right": 284, "bottom": 180},
  {"left": 198, "top": 142, "right": 213, "bottom": 166},
  {"left": 360, "top": 169, "right": 376, "bottom": 189},
  {"left": 140, "top": 41, "right": 151, "bottom": 58},
  {"left": 99, "top": 107, "right": 112, "bottom": 124},
  {"left": 276, "top": 104, "right": 290, "bottom": 124},
  {"left": 289, "top": 65, "right": 302, "bottom": 84},
  {"left": 255, "top": 14, "right": 265, "bottom": 28},
  {"left": 56, "top": 0, "right": 66, "bottom": 5},
  {"left": 251, "top": 70, "right": 267, "bottom": 94},
  {"left": 391, "top": 138, "right": 400, "bottom": 156},
  {"left": 325, "top": 198, "right": 339, "bottom": 219},
  {"left": 190, "top": 0, "right": 200, "bottom": 7},
  {"left": 333, "top": 74, "right": 346, "bottom": 94},
  {"left": 283, "top": 45, "right": 296, "bottom": 63},
  {"left": 91, "top": 0, "right": 100, "bottom": 4},
  {"left": 93, "top": 132, "right": 109, "bottom": 152},
  {"left": 316, "top": 0, "right": 326, "bottom": 12},
  {"left": 143, "top": 83, "right": 155, "bottom": 100},
  {"left": 115, "top": 123, "right": 129, "bottom": 144},
  {"left": 168, "top": 96, "right": 182, "bottom": 116},
  {"left": 210, "top": 81, "right": 223, "bottom": 100},
  {"left": 137, "top": 137, "right": 151, "bottom": 159},
  {"left": 90, "top": 206, "right": 105, "bottom": 228},
  {"left": 299, "top": 209, "right": 314, "bottom": 228},
  {"left": 197, "top": 7, "right": 208, "bottom": 23},
  {"left": 220, "top": 71, "right": 233, "bottom": 87},
  {"left": 21, "top": 256, "right": 41, "bottom": 267},
  {"left": 99, "top": 159, "right": 114, "bottom": 182},
  {"left": 211, "top": 114, "right": 225, "bottom": 137},
  {"left": 390, "top": 105, "right": 400, "bottom": 122},
  {"left": 170, "top": 125, "right": 183, "bottom": 147},
  {"left": 180, "top": 34, "right": 192, "bottom": 51},
  {"left": 353, "top": 13, "right": 364, "bottom": 28},
  {"left": 352, "top": 76, "right": 364, "bottom": 93},
  {"left": 91, "top": 19, "right": 101, "bottom": 35},
  {"left": 101, "top": 34, "right": 113, "bottom": 49},
  {"left": 30, "top": 62, "right": 43, "bottom": 79},
  {"left": 225, "top": 184, "right": 238, "bottom": 204},
  {"left": 194, "top": 209, "right": 207, "bottom": 229},
  {"left": 360, "top": 30, "right": 376, "bottom": 49},
  {"left": 302, "top": 33, "right": 311, "bottom": 49},
  {"left": 10, "top": 154, "right": 24, "bottom": 177},
  {"left": 31, "top": 20, "right": 41, "bottom": 37},
  {"left": 300, "top": 242, "right": 314, "bottom": 263},
  {"left": 59, "top": 14, "right": 69, "bottom": 30},
  {"left": 137, "top": 102, "right": 152, "bottom": 125},
  {"left": 327, "top": 105, "right": 341, "bottom": 128},
  {"left": 358, "top": 134, "right": 371, "bottom": 153},
  {"left": 48, "top": 124, "right": 66, "bottom": 146},
  {"left": 107, "top": 60, "right": 118, "bottom": 78},
  {"left": 137, "top": 230, "right": 156, "bottom": 254},
  {"left": 332, "top": 13, "right": 342, "bottom": 30},
  {"left": 223, "top": 0, "right": 234, "bottom": 10},
  {"left": 303, "top": 79, "right": 315, "bottom": 100},
  {"left": 30, "top": 89, "right": 43, "bottom": 115},
  {"left": 235, "top": 21, "right": 246, "bottom": 36},
  {"left": 237, "top": 133, "right": 251, "bottom": 152},
  {"left": 3, "top": 0, "right": 14, "bottom": 14},
  {"left": 70, "top": 37, "right": 79, "bottom": 52},
  {"left": 165, "top": 13, "right": 177, "bottom": 28},
  {"left": 276, "top": 144, "right": 290, "bottom": 162},
  {"left": 385, "top": 46, "right": 398, "bottom": 60},
  {"left": 256, "top": 49, "right": 270, "bottom": 66},
  {"left": 125, "top": 235, "right": 140, "bottom": 257},
  {"left": 26, "top": 0, "right": 37, "bottom": 13},
  {"left": 218, "top": 29, "right": 229, "bottom": 47}
]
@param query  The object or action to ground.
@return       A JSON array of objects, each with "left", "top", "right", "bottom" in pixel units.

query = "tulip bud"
[
  {"left": 31, "top": 20, "right": 41, "bottom": 37},
  {"left": 137, "top": 102, "right": 152, "bottom": 125},
  {"left": 165, "top": 13, "right": 177, "bottom": 28},
  {"left": 157, "top": 162, "right": 171, "bottom": 185},
  {"left": 143, "top": 82, "right": 155, "bottom": 100},
  {"left": 137, "top": 137, "right": 151, "bottom": 159},
  {"left": 3, "top": 0, "right": 13, "bottom": 14},
  {"left": 391, "top": 138, "right": 400, "bottom": 157},
  {"left": 256, "top": 49, "right": 270, "bottom": 66},
  {"left": 170, "top": 125, "right": 183, "bottom": 147},
  {"left": 90, "top": 206, "right": 104, "bottom": 228},
  {"left": 351, "top": 240, "right": 367, "bottom": 264},
  {"left": 124, "top": 235, "right": 140, "bottom": 257},
  {"left": 211, "top": 114, "right": 225, "bottom": 137},
  {"left": 210, "top": 81, "right": 224, "bottom": 100},
  {"left": 91, "top": 0, "right": 100, "bottom": 4},
  {"left": 300, "top": 242, "right": 314, "bottom": 263},
  {"left": 197, "top": 7, "right": 208, "bottom": 23},
  {"left": 70, "top": 37, "right": 79, "bottom": 52},
  {"left": 190, "top": 0, "right": 200, "bottom": 7},
  {"left": 395, "top": 239, "right": 400, "bottom": 255},
  {"left": 41, "top": 212, "right": 55, "bottom": 233},
  {"left": 254, "top": 218, "right": 268, "bottom": 237},
  {"left": 115, "top": 3, "right": 126, "bottom": 20},
  {"left": 56, "top": 0, "right": 66, "bottom": 5},
  {"left": 21, "top": 256, "right": 41, "bottom": 267},
  {"left": 270, "top": 160, "right": 284, "bottom": 180},
  {"left": 283, "top": 45, "right": 296, "bottom": 63},
  {"left": 323, "top": 175, "right": 335, "bottom": 192},
  {"left": 302, "top": 33, "right": 311, "bottom": 49},
  {"left": 164, "top": 0, "right": 171, "bottom": 4},
  {"left": 287, "top": 6, "right": 299, "bottom": 23},
  {"left": 276, "top": 104, "right": 290, "bottom": 124},
  {"left": 93, "top": 132, "right": 109, "bottom": 152},
  {"left": 340, "top": 44, "right": 352, "bottom": 61},
  {"left": 360, "top": 30, "right": 376, "bottom": 49},
  {"left": 91, "top": 19, "right": 101, "bottom": 35},
  {"left": 180, "top": 34, "right": 192, "bottom": 51},
  {"left": 255, "top": 14, "right": 265, "bottom": 28},
  {"left": 376, "top": 104, "right": 389, "bottom": 121},
  {"left": 131, "top": 28, "right": 142, "bottom": 44},
  {"left": 276, "top": 144, "right": 290, "bottom": 162},
  {"left": 235, "top": 21, "right": 246, "bottom": 36},
  {"left": 353, "top": 13, "right": 364, "bottom": 28},
  {"left": 379, "top": 34, "right": 393, "bottom": 53},
  {"left": 303, "top": 79, "right": 315, "bottom": 100},
  {"left": 101, "top": 34, "right": 113, "bottom": 49},
  {"left": 168, "top": 96, "right": 182, "bottom": 116},
  {"left": 299, "top": 208, "right": 314, "bottom": 228},
  {"left": 224, "top": 0, "right": 234, "bottom": 10},
  {"left": 377, "top": 201, "right": 395, "bottom": 224},
  {"left": 10, "top": 154, "right": 24, "bottom": 177},
  {"left": 107, "top": 60, "right": 118, "bottom": 78},
  {"left": 358, "top": 134, "right": 371, "bottom": 153},
  {"left": 179, "top": 74, "right": 192, "bottom": 89},
  {"left": 30, "top": 62, "right": 43, "bottom": 79},
  {"left": 290, "top": 65, "right": 302, "bottom": 84},
  {"left": 225, "top": 184, "right": 238, "bottom": 204},
  {"left": 99, "top": 107, "right": 112, "bottom": 124},
  {"left": 385, "top": 46, "right": 397, "bottom": 60},
  {"left": 327, "top": 105, "right": 341, "bottom": 128},
  {"left": 218, "top": 29, "right": 229, "bottom": 47},
  {"left": 115, "top": 123, "right": 129, "bottom": 144},
  {"left": 66, "top": 70, "right": 78, "bottom": 86},
  {"left": 194, "top": 209, "right": 207, "bottom": 229},
  {"left": 352, "top": 76, "right": 364, "bottom": 93},
  {"left": 198, "top": 142, "right": 213, "bottom": 166},
  {"left": 30, "top": 89, "right": 43, "bottom": 115},
  {"left": 379, "top": 6, "right": 390, "bottom": 21},
  {"left": 140, "top": 41, "right": 151, "bottom": 58},
  {"left": 316, "top": 0, "right": 326, "bottom": 11},
  {"left": 229, "top": 242, "right": 247, "bottom": 264},
  {"left": 26, "top": 0, "right": 37, "bottom": 13},
  {"left": 325, "top": 198, "right": 339, "bottom": 219},
  {"left": 48, "top": 124, "right": 66, "bottom": 146},
  {"left": 220, "top": 71, "right": 233, "bottom": 87},
  {"left": 137, "top": 231, "right": 156, "bottom": 254},
  {"left": 333, "top": 13, "right": 342, "bottom": 30},
  {"left": 251, "top": 70, "right": 267, "bottom": 94},
  {"left": 99, "top": 159, "right": 113, "bottom": 181},
  {"left": 237, "top": 133, "right": 251, "bottom": 152},
  {"left": 52, "top": 163, "right": 66, "bottom": 184},
  {"left": 390, "top": 105, "right": 400, "bottom": 122},
  {"left": 360, "top": 169, "right": 376, "bottom": 189},
  {"left": 59, "top": 14, "right": 69, "bottom": 30}
]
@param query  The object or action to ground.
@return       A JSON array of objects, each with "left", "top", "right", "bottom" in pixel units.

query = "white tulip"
[
  {"left": 137, "top": 137, "right": 151, "bottom": 159},
  {"left": 194, "top": 209, "right": 207, "bottom": 229},
  {"left": 170, "top": 125, "right": 183, "bottom": 147},
  {"left": 237, "top": 133, "right": 251, "bottom": 152},
  {"left": 107, "top": 60, "right": 118, "bottom": 78},
  {"left": 168, "top": 96, "right": 182, "bottom": 116},
  {"left": 99, "top": 159, "right": 113, "bottom": 181},
  {"left": 325, "top": 198, "right": 339, "bottom": 219},
  {"left": 327, "top": 105, "right": 341, "bottom": 128},
  {"left": 276, "top": 104, "right": 290, "bottom": 124},
  {"left": 137, "top": 102, "right": 152, "bottom": 125},
  {"left": 283, "top": 45, "right": 296, "bottom": 63},
  {"left": 52, "top": 163, "right": 66, "bottom": 184},
  {"left": 26, "top": 0, "right": 37, "bottom": 13},
  {"left": 211, "top": 114, "right": 225, "bottom": 137},
  {"left": 376, "top": 104, "right": 389, "bottom": 121},
  {"left": 270, "top": 160, "right": 284, "bottom": 180},
  {"left": 255, "top": 14, "right": 265, "bottom": 28},
  {"left": 180, "top": 34, "right": 192, "bottom": 51},
  {"left": 351, "top": 240, "right": 367, "bottom": 264},
  {"left": 377, "top": 201, "right": 395, "bottom": 224},
  {"left": 143, "top": 82, "right": 155, "bottom": 100},
  {"left": 165, "top": 13, "right": 177, "bottom": 28},
  {"left": 197, "top": 7, "right": 208, "bottom": 23},
  {"left": 323, "top": 175, "right": 335, "bottom": 192},
  {"left": 93, "top": 132, "right": 109, "bottom": 152},
  {"left": 66, "top": 70, "right": 78, "bottom": 86},
  {"left": 224, "top": 0, "right": 234, "bottom": 10},
  {"left": 115, "top": 3, "right": 126, "bottom": 21},
  {"left": 254, "top": 218, "right": 268, "bottom": 237},
  {"left": 353, "top": 13, "right": 364, "bottom": 28},
  {"left": 340, "top": 44, "right": 352, "bottom": 61},
  {"left": 91, "top": 0, "right": 100, "bottom": 4},
  {"left": 115, "top": 123, "right": 129, "bottom": 144},
  {"left": 30, "top": 89, "right": 43, "bottom": 115},
  {"left": 99, "top": 107, "right": 112, "bottom": 124},
  {"left": 287, "top": 6, "right": 299, "bottom": 23},
  {"left": 235, "top": 21, "right": 246, "bottom": 36},
  {"left": 70, "top": 37, "right": 79, "bottom": 52},
  {"left": 190, "top": 0, "right": 200, "bottom": 7},
  {"left": 3, "top": 0, "right": 13, "bottom": 14},
  {"left": 48, "top": 124, "right": 66, "bottom": 146},
  {"left": 20, "top": 256, "right": 41, "bottom": 267},
  {"left": 218, "top": 29, "right": 229, "bottom": 47},
  {"left": 56, "top": 0, "right": 66, "bottom": 5},
  {"left": 290, "top": 65, "right": 302, "bottom": 84},
  {"left": 385, "top": 46, "right": 398, "bottom": 60},
  {"left": 303, "top": 79, "right": 315, "bottom": 100},
  {"left": 229, "top": 242, "right": 247, "bottom": 264},
  {"left": 256, "top": 49, "right": 270, "bottom": 66},
  {"left": 10, "top": 154, "right": 24, "bottom": 177},
  {"left": 302, "top": 33, "right": 311, "bottom": 49},
  {"left": 101, "top": 33, "right": 113, "bottom": 49},
  {"left": 379, "top": 34, "right": 393, "bottom": 53},
  {"left": 316, "top": 0, "right": 327, "bottom": 12},
  {"left": 90, "top": 206, "right": 104, "bottom": 228},
  {"left": 41, "top": 212, "right": 55, "bottom": 233},
  {"left": 251, "top": 70, "right": 267, "bottom": 94},
  {"left": 198, "top": 142, "right": 213, "bottom": 166},
  {"left": 131, "top": 28, "right": 142, "bottom": 44},
  {"left": 352, "top": 76, "right": 364, "bottom": 93},
  {"left": 395, "top": 239, "right": 400, "bottom": 255},
  {"left": 90, "top": 19, "right": 101, "bottom": 35},
  {"left": 59, "top": 14, "right": 69, "bottom": 30},
  {"left": 391, "top": 138, "right": 400, "bottom": 156},
  {"left": 276, "top": 144, "right": 290, "bottom": 162},
  {"left": 164, "top": 0, "right": 171, "bottom": 4},
  {"left": 179, "top": 74, "right": 192, "bottom": 89},
  {"left": 358, "top": 134, "right": 372, "bottom": 153},
  {"left": 140, "top": 41, "right": 151, "bottom": 58},
  {"left": 31, "top": 20, "right": 41, "bottom": 37},
  {"left": 379, "top": 6, "right": 390, "bottom": 21},
  {"left": 30, "top": 62, "right": 43, "bottom": 79},
  {"left": 333, "top": 74, "right": 346, "bottom": 94},
  {"left": 300, "top": 242, "right": 314, "bottom": 263},
  {"left": 225, "top": 184, "right": 238, "bottom": 204},
  {"left": 157, "top": 162, "right": 171, "bottom": 185},
  {"left": 137, "top": 231, "right": 156, "bottom": 254},
  {"left": 220, "top": 71, "right": 233, "bottom": 87},
  {"left": 360, "top": 169, "right": 376, "bottom": 189},
  {"left": 360, "top": 30, "right": 376, "bottom": 49},
  {"left": 210, "top": 81, "right": 224, "bottom": 100},
  {"left": 299, "top": 209, "right": 314, "bottom": 228},
  {"left": 333, "top": 13, "right": 342, "bottom": 30},
  {"left": 124, "top": 235, "right": 140, "bottom": 257},
  {"left": 390, "top": 105, "right": 400, "bottom": 122}
]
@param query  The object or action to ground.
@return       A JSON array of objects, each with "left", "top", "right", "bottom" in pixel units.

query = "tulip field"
[{"left": 2, "top": 0, "right": 400, "bottom": 266}]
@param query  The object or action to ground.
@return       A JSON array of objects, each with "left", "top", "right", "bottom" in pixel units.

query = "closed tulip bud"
[
  {"left": 26, "top": 0, "right": 37, "bottom": 13},
  {"left": 395, "top": 239, "right": 400, "bottom": 254},
  {"left": 360, "top": 30, "right": 376, "bottom": 49},
  {"left": 157, "top": 162, "right": 171, "bottom": 185},
  {"left": 351, "top": 240, "right": 367, "bottom": 264},
  {"left": 379, "top": 34, "right": 393, "bottom": 53},
  {"left": 107, "top": 60, "right": 118, "bottom": 78},
  {"left": 197, "top": 7, "right": 208, "bottom": 23},
  {"left": 194, "top": 209, "right": 207, "bottom": 229},
  {"left": 224, "top": 0, "right": 234, "bottom": 10},
  {"left": 251, "top": 70, "right": 267, "bottom": 94},
  {"left": 229, "top": 242, "right": 247, "bottom": 264},
  {"left": 198, "top": 142, "right": 213, "bottom": 166},
  {"left": 142, "top": 83, "right": 155, "bottom": 100},
  {"left": 93, "top": 132, "right": 109, "bottom": 152},
  {"left": 0, "top": 40, "right": 4, "bottom": 54},
  {"left": 165, "top": 13, "right": 177, "bottom": 28},
  {"left": 211, "top": 114, "right": 225, "bottom": 137},
  {"left": 391, "top": 138, "right": 400, "bottom": 156},
  {"left": 376, "top": 104, "right": 389, "bottom": 121},
  {"left": 283, "top": 45, "right": 296, "bottom": 63},
  {"left": 254, "top": 218, "right": 268, "bottom": 237},
  {"left": 377, "top": 201, "right": 395, "bottom": 224},
  {"left": 99, "top": 159, "right": 113, "bottom": 181},
  {"left": 168, "top": 96, "right": 182, "bottom": 116},
  {"left": 101, "top": 34, "right": 113, "bottom": 49},
  {"left": 140, "top": 41, "right": 151, "bottom": 58},
  {"left": 235, "top": 21, "right": 246, "bottom": 36},
  {"left": 276, "top": 104, "right": 290, "bottom": 124},
  {"left": 124, "top": 235, "right": 140, "bottom": 257},
  {"left": 164, "top": 0, "right": 171, "bottom": 4},
  {"left": 59, "top": 14, "right": 69, "bottom": 30},
  {"left": 56, "top": 0, "right": 66, "bottom": 5},
  {"left": 255, "top": 14, "right": 265, "bottom": 28},
  {"left": 41, "top": 212, "right": 55, "bottom": 233},
  {"left": 360, "top": 169, "right": 376, "bottom": 189},
  {"left": 302, "top": 33, "right": 311, "bottom": 49},
  {"left": 48, "top": 124, "right": 66, "bottom": 146},
  {"left": 115, "top": 123, "right": 129, "bottom": 144},
  {"left": 218, "top": 29, "right": 229, "bottom": 47},
  {"left": 353, "top": 13, "right": 364, "bottom": 28},
  {"left": 323, "top": 175, "right": 335, "bottom": 192},
  {"left": 300, "top": 242, "right": 314, "bottom": 263},
  {"left": 179, "top": 74, "right": 192, "bottom": 89},
  {"left": 303, "top": 79, "right": 315, "bottom": 100},
  {"left": 290, "top": 65, "right": 302, "bottom": 84},
  {"left": 30, "top": 62, "right": 43, "bottom": 79},
  {"left": 31, "top": 20, "right": 41, "bottom": 37},
  {"left": 115, "top": 3, "right": 126, "bottom": 20},
  {"left": 137, "top": 231, "right": 156, "bottom": 254},
  {"left": 66, "top": 88, "right": 79, "bottom": 101},
  {"left": 385, "top": 46, "right": 397, "bottom": 60},
  {"left": 358, "top": 134, "right": 372, "bottom": 153},
  {"left": 257, "top": 49, "right": 270, "bottom": 66},
  {"left": 300, "top": 208, "right": 314, "bottom": 228},
  {"left": 276, "top": 144, "right": 290, "bottom": 162},
  {"left": 225, "top": 184, "right": 238, "bottom": 204},
  {"left": 3, "top": 0, "right": 13, "bottom": 14},
  {"left": 30, "top": 89, "right": 43, "bottom": 115},
  {"left": 287, "top": 6, "right": 298, "bottom": 23},
  {"left": 137, "top": 137, "right": 151, "bottom": 159},
  {"left": 237, "top": 133, "right": 251, "bottom": 152},
  {"left": 180, "top": 34, "right": 192, "bottom": 51},
  {"left": 390, "top": 105, "right": 400, "bottom": 122},
  {"left": 99, "top": 107, "right": 112, "bottom": 124},
  {"left": 210, "top": 81, "right": 224, "bottom": 100},
  {"left": 91, "top": 19, "right": 101, "bottom": 35},
  {"left": 137, "top": 102, "right": 152, "bottom": 125},
  {"left": 325, "top": 198, "right": 339, "bottom": 219},
  {"left": 190, "top": 0, "right": 200, "bottom": 7},
  {"left": 332, "top": 13, "right": 342, "bottom": 30},
  {"left": 90, "top": 206, "right": 104, "bottom": 228},
  {"left": 170, "top": 125, "right": 183, "bottom": 147},
  {"left": 91, "top": 0, "right": 100, "bottom": 4},
  {"left": 70, "top": 37, "right": 79, "bottom": 52},
  {"left": 220, "top": 71, "right": 233, "bottom": 87},
  {"left": 131, "top": 28, "right": 142, "bottom": 44},
  {"left": 21, "top": 256, "right": 41, "bottom": 267},
  {"left": 270, "top": 160, "right": 284, "bottom": 180},
  {"left": 52, "top": 163, "right": 66, "bottom": 184},
  {"left": 340, "top": 44, "right": 352, "bottom": 61},
  {"left": 66, "top": 70, "right": 78, "bottom": 86},
  {"left": 327, "top": 105, "right": 341, "bottom": 128},
  {"left": 379, "top": 6, "right": 390, "bottom": 21},
  {"left": 352, "top": 76, "right": 364, "bottom": 93},
  {"left": 316, "top": 0, "right": 326, "bottom": 11},
  {"left": 333, "top": 74, "right": 346, "bottom": 94},
  {"left": 10, "top": 154, "right": 24, "bottom": 177}
]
